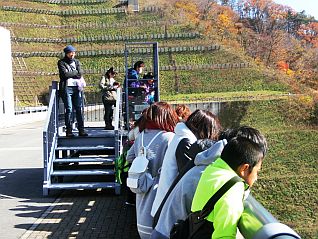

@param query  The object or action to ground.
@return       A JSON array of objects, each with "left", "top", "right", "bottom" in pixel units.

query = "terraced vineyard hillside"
[
  {"left": 0, "top": 0, "right": 289, "bottom": 105},
  {"left": 0, "top": 1, "right": 317, "bottom": 238}
]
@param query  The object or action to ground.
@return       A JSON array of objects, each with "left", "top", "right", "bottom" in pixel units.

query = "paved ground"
[{"left": 0, "top": 121, "right": 139, "bottom": 239}]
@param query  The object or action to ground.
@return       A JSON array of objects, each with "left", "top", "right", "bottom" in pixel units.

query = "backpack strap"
[
  {"left": 142, "top": 130, "right": 164, "bottom": 148},
  {"left": 140, "top": 130, "right": 163, "bottom": 157},
  {"left": 152, "top": 160, "right": 194, "bottom": 229},
  {"left": 199, "top": 176, "right": 242, "bottom": 220},
  {"left": 141, "top": 131, "right": 144, "bottom": 148}
]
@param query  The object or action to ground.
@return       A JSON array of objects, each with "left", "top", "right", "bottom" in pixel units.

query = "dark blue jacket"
[{"left": 128, "top": 68, "right": 139, "bottom": 79}]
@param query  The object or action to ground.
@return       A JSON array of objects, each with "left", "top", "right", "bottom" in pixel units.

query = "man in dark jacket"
[{"left": 57, "top": 45, "right": 88, "bottom": 137}]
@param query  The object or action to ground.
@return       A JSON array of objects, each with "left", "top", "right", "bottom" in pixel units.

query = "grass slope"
[{"left": 235, "top": 100, "right": 317, "bottom": 238}]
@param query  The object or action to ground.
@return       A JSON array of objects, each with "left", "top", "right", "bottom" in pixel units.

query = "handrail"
[
  {"left": 42, "top": 81, "right": 59, "bottom": 195},
  {"left": 114, "top": 87, "right": 121, "bottom": 131},
  {"left": 114, "top": 87, "right": 123, "bottom": 158},
  {"left": 239, "top": 195, "right": 301, "bottom": 239}
]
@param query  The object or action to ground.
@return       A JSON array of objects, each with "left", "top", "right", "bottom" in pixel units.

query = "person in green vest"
[
  {"left": 191, "top": 136, "right": 266, "bottom": 238},
  {"left": 115, "top": 115, "right": 144, "bottom": 206}
]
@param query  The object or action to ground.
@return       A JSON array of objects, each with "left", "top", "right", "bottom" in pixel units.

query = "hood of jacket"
[
  {"left": 174, "top": 122, "right": 196, "bottom": 140},
  {"left": 194, "top": 139, "right": 227, "bottom": 166}
]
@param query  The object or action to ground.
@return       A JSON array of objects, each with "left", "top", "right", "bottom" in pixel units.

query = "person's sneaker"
[
  {"left": 78, "top": 129, "right": 88, "bottom": 137},
  {"left": 66, "top": 130, "right": 75, "bottom": 137}
]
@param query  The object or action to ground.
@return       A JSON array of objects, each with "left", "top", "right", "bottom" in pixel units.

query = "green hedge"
[
  {"left": 26, "top": 0, "right": 111, "bottom": 4},
  {"left": 1, "top": 5, "right": 160, "bottom": 16},
  {"left": 12, "top": 32, "right": 200, "bottom": 43},
  {"left": 160, "top": 68, "right": 289, "bottom": 94}
]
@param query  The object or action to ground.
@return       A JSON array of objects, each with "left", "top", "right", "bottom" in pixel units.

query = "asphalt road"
[{"left": 0, "top": 121, "right": 57, "bottom": 239}]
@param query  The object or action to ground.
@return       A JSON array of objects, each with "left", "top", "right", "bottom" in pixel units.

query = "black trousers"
[{"left": 102, "top": 99, "right": 116, "bottom": 125}]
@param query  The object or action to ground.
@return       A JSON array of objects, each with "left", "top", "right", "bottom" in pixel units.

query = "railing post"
[
  {"left": 42, "top": 129, "right": 49, "bottom": 196},
  {"left": 114, "top": 87, "right": 122, "bottom": 158},
  {"left": 52, "top": 81, "right": 58, "bottom": 133}
]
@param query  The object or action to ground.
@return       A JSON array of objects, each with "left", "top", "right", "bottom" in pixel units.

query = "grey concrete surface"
[
  {"left": 0, "top": 121, "right": 57, "bottom": 239},
  {"left": 0, "top": 120, "right": 139, "bottom": 239}
]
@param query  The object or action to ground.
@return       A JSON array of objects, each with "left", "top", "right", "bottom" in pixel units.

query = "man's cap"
[{"left": 63, "top": 45, "right": 76, "bottom": 53}]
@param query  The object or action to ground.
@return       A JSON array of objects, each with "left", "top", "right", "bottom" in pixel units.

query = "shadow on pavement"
[
  {"left": 0, "top": 168, "right": 50, "bottom": 200},
  {"left": 16, "top": 189, "right": 139, "bottom": 239},
  {"left": 0, "top": 168, "right": 139, "bottom": 238}
]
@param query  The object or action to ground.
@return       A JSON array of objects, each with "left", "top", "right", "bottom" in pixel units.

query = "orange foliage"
[
  {"left": 277, "top": 61, "right": 289, "bottom": 72},
  {"left": 203, "top": 3, "right": 239, "bottom": 38},
  {"left": 175, "top": 0, "right": 200, "bottom": 24},
  {"left": 298, "top": 22, "right": 318, "bottom": 48}
]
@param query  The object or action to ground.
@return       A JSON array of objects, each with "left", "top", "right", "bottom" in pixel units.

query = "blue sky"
[{"left": 274, "top": 0, "right": 318, "bottom": 19}]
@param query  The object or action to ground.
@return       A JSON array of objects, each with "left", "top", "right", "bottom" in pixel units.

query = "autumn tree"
[
  {"left": 173, "top": 0, "right": 200, "bottom": 25},
  {"left": 198, "top": 1, "right": 240, "bottom": 42},
  {"left": 297, "top": 22, "right": 318, "bottom": 48}
]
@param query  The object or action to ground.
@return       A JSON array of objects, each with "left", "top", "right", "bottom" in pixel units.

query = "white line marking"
[
  {"left": 0, "top": 194, "right": 16, "bottom": 199},
  {"left": 0, "top": 147, "right": 42, "bottom": 151}
]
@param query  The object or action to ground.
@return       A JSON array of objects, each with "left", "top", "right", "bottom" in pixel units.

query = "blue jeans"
[{"left": 62, "top": 86, "right": 84, "bottom": 130}]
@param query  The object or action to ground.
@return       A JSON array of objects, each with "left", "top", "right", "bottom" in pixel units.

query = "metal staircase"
[
  {"left": 43, "top": 81, "right": 123, "bottom": 196},
  {"left": 50, "top": 128, "right": 120, "bottom": 193}
]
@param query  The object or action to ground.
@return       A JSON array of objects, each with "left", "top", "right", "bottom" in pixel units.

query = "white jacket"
[{"left": 151, "top": 122, "right": 197, "bottom": 216}]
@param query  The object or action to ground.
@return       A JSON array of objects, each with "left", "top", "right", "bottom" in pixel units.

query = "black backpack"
[
  {"left": 152, "top": 139, "right": 214, "bottom": 229},
  {"left": 170, "top": 176, "right": 241, "bottom": 239}
]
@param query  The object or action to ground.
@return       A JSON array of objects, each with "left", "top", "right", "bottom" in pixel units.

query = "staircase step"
[
  {"left": 60, "top": 128, "right": 116, "bottom": 137},
  {"left": 56, "top": 146, "right": 115, "bottom": 151},
  {"left": 57, "top": 127, "right": 118, "bottom": 148},
  {"left": 49, "top": 182, "right": 120, "bottom": 190},
  {"left": 54, "top": 156, "right": 115, "bottom": 164},
  {"left": 51, "top": 169, "right": 115, "bottom": 176}
]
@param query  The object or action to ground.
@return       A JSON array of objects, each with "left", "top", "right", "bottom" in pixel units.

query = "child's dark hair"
[
  {"left": 219, "top": 126, "right": 268, "bottom": 157},
  {"left": 185, "top": 109, "right": 222, "bottom": 141},
  {"left": 105, "top": 67, "right": 117, "bottom": 78},
  {"left": 221, "top": 137, "right": 264, "bottom": 172},
  {"left": 143, "top": 72, "right": 154, "bottom": 79},
  {"left": 134, "top": 61, "right": 145, "bottom": 70}
]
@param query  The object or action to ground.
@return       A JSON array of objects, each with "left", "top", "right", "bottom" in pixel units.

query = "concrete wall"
[
  {"left": 0, "top": 27, "right": 15, "bottom": 127},
  {"left": 0, "top": 27, "right": 47, "bottom": 129}
]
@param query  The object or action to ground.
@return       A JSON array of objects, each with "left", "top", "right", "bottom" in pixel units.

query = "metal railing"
[
  {"left": 42, "top": 82, "right": 123, "bottom": 193},
  {"left": 42, "top": 81, "right": 59, "bottom": 195},
  {"left": 239, "top": 195, "right": 301, "bottom": 239},
  {"left": 114, "top": 87, "right": 124, "bottom": 158}
]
